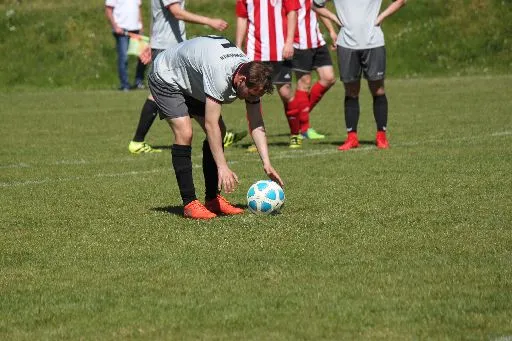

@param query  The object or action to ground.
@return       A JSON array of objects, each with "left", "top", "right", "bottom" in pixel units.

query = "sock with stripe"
[
  {"left": 344, "top": 96, "right": 360, "bottom": 132},
  {"left": 373, "top": 94, "right": 388, "bottom": 131}
]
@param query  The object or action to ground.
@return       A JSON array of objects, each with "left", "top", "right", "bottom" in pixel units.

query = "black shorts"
[
  {"left": 148, "top": 72, "right": 205, "bottom": 120},
  {"left": 151, "top": 48, "right": 165, "bottom": 63},
  {"left": 292, "top": 44, "right": 333, "bottom": 73},
  {"left": 263, "top": 61, "right": 293, "bottom": 85},
  {"left": 336, "top": 45, "right": 386, "bottom": 83}
]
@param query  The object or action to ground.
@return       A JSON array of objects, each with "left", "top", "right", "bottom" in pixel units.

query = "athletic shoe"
[
  {"left": 184, "top": 200, "right": 217, "bottom": 219},
  {"left": 289, "top": 135, "right": 303, "bottom": 149},
  {"left": 302, "top": 128, "right": 325, "bottom": 140},
  {"left": 376, "top": 131, "right": 390, "bottom": 149},
  {"left": 223, "top": 130, "right": 248, "bottom": 147},
  {"left": 128, "top": 141, "right": 162, "bottom": 154},
  {"left": 205, "top": 195, "right": 244, "bottom": 215},
  {"left": 247, "top": 144, "right": 257, "bottom": 153},
  {"left": 338, "top": 132, "right": 359, "bottom": 151}
]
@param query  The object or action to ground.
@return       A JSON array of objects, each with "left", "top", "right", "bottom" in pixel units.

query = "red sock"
[
  {"left": 309, "top": 82, "right": 329, "bottom": 112},
  {"left": 284, "top": 102, "right": 300, "bottom": 135},
  {"left": 294, "top": 90, "right": 310, "bottom": 133}
]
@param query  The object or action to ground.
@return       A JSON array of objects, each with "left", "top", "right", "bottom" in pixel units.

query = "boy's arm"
[
  {"left": 167, "top": 3, "right": 228, "bottom": 31},
  {"left": 246, "top": 101, "right": 284, "bottom": 187},
  {"left": 204, "top": 97, "right": 239, "bottom": 193},
  {"left": 236, "top": 17, "right": 248, "bottom": 49},
  {"left": 376, "top": 0, "right": 407, "bottom": 26}
]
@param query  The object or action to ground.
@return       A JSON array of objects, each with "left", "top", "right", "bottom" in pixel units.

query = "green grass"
[
  {"left": 1, "top": 75, "right": 512, "bottom": 340},
  {"left": 0, "top": 0, "right": 511, "bottom": 89}
]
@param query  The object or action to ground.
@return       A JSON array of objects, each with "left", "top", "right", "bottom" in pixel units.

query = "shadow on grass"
[
  {"left": 311, "top": 139, "right": 376, "bottom": 147},
  {"left": 151, "top": 206, "right": 183, "bottom": 216},
  {"left": 151, "top": 145, "right": 172, "bottom": 150},
  {"left": 151, "top": 203, "right": 248, "bottom": 217},
  {"left": 234, "top": 141, "right": 293, "bottom": 149},
  {"left": 152, "top": 137, "right": 378, "bottom": 150}
]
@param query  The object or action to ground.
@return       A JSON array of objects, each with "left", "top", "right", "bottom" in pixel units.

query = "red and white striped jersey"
[
  {"left": 294, "top": 0, "right": 326, "bottom": 49},
  {"left": 236, "top": 0, "right": 300, "bottom": 62}
]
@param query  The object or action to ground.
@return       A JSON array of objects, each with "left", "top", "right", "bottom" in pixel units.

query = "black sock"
[
  {"left": 203, "top": 139, "right": 219, "bottom": 202},
  {"left": 373, "top": 94, "right": 388, "bottom": 132},
  {"left": 133, "top": 99, "right": 158, "bottom": 142},
  {"left": 171, "top": 144, "right": 196, "bottom": 206},
  {"left": 344, "top": 96, "right": 360, "bottom": 132}
]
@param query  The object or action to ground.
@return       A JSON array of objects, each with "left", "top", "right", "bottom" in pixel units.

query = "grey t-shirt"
[
  {"left": 153, "top": 36, "right": 250, "bottom": 103},
  {"left": 314, "top": 0, "right": 385, "bottom": 49},
  {"left": 150, "top": 0, "right": 186, "bottom": 49}
]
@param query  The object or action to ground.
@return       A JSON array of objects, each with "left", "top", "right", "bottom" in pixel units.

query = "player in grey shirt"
[
  {"left": 147, "top": 36, "right": 284, "bottom": 220},
  {"left": 314, "top": 0, "right": 407, "bottom": 150},
  {"left": 128, "top": 0, "right": 228, "bottom": 154}
]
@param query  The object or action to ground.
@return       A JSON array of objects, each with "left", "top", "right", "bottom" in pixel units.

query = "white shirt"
[
  {"left": 105, "top": 0, "right": 141, "bottom": 31},
  {"left": 153, "top": 36, "right": 250, "bottom": 103},
  {"left": 314, "top": 0, "right": 385, "bottom": 49}
]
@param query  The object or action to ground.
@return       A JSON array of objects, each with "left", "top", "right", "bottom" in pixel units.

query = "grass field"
[{"left": 1, "top": 75, "right": 511, "bottom": 340}]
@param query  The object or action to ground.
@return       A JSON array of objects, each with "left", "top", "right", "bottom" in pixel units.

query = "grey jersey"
[
  {"left": 150, "top": 0, "right": 186, "bottom": 49},
  {"left": 314, "top": 0, "right": 385, "bottom": 49},
  {"left": 153, "top": 36, "right": 250, "bottom": 103}
]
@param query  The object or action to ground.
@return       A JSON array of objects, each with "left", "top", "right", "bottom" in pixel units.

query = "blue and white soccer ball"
[{"left": 247, "top": 180, "right": 285, "bottom": 215}]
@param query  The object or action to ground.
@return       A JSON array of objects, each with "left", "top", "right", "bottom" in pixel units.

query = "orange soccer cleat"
[
  {"left": 338, "top": 132, "right": 360, "bottom": 151},
  {"left": 183, "top": 200, "right": 217, "bottom": 219},
  {"left": 205, "top": 195, "right": 244, "bottom": 216},
  {"left": 376, "top": 131, "right": 390, "bottom": 149}
]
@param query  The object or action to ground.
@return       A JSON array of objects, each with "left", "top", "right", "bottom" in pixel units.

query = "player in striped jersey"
[
  {"left": 289, "top": 0, "right": 340, "bottom": 140},
  {"left": 148, "top": 36, "right": 284, "bottom": 219},
  {"left": 236, "top": 0, "right": 302, "bottom": 149}
]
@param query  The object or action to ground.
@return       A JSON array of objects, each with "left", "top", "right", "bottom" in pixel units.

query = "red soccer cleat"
[
  {"left": 183, "top": 200, "right": 217, "bottom": 219},
  {"left": 376, "top": 131, "right": 390, "bottom": 149},
  {"left": 338, "top": 132, "right": 360, "bottom": 151},
  {"left": 205, "top": 195, "right": 244, "bottom": 215}
]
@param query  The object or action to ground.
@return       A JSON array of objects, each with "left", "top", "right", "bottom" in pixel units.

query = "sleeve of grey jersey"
[{"left": 313, "top": 0, "right": 326, "bottom": 8}]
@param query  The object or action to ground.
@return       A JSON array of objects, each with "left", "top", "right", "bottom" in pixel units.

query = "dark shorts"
[
  {"left": 337, "top": 45, "right": 386, "bottom": 83},
  {"left": 292, "top": 44, "right": 333, "bottom": 73},
  {"left": 148, "top": 72, "right": 205, "bottom": 120},
  {"left": 263, "top": 61, "right": 293, "bottom": 85},
  {"left": 151, "top": 48, "right": 165, "bottom": 63}
]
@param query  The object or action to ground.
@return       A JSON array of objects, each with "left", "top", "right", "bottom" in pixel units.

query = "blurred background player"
[
  {"left": 128, "top": 0, "right": 241, "bottom": 154},
  {"left": 235, "top": 0, "right": 302, "bottom": 149},
  {"left": 313, "top": 0, "right": 407, "bottom": 150},
  {"left": 105, "top": 0, "right": 146, "bottom": 91},
  {"left": 289, "top": 0, "right": 338, "bottom": 140},
  {"left": 147, "top": 36, "right": 283, "bottom": 219}
]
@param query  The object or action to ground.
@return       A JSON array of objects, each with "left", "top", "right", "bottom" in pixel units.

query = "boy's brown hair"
[{"left": 239, "top": 62, "right": 274, "bottom": 95}]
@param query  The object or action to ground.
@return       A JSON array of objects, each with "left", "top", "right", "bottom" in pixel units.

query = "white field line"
[{"left": 1, "top": 131, "right": 510, "bottom": 188}]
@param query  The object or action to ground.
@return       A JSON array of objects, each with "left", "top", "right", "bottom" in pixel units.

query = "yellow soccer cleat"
[
  {"left": 128, "top": 141, "right": 162, "bottom": 154},
  {"left": 289, "top": 135, "right": 303, "bottom": 149}
]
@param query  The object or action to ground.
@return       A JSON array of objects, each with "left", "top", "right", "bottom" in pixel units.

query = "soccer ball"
[{"left": 246, "top": 180, "right": 285, "bottom": 215}]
